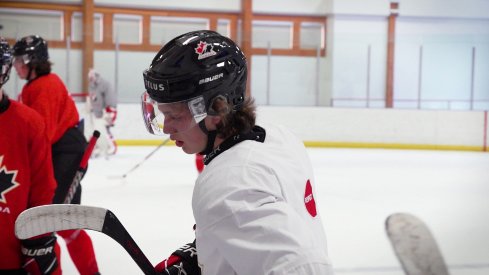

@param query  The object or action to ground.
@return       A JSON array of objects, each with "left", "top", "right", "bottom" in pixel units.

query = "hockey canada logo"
[
  {"left": 304, "top": 180, "right": 317, "bottom": 217},
  {"left": 0, "top": 157, "right": 20, "bottom": 204},
  {"left": 195, "top": 41, "right": 216, "bottom": 60}
]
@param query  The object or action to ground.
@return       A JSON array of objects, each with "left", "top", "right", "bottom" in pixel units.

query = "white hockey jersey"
[{"left": 193, "top": 124, "right": 334, "bottom": 275}]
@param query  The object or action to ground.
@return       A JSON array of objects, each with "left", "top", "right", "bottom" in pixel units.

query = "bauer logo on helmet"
[{"left": 198, "top": 73, "right": 224, "bottom": 85}]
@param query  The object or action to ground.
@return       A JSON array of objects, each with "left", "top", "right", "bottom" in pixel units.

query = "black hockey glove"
[
  {"left": 155, "top": 240, "right": 201, "bottom": 275},
  {"left": 21, "top": 234, "right": 59, "bottom": 275}
]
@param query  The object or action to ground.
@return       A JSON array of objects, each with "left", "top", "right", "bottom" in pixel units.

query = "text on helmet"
[
  {"left": 144, "top": 79, "right": 165, "bottom": 91},
  {"left": 199, "top": 73, "right": 224, "bottom": 85}
]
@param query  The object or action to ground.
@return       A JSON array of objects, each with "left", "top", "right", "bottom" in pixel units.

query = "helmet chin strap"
[
  {"left": 198, "top": 120, "right": 217, "bottom": 155},
  {"left": 27, "top": 67, "right": 33, "bottom": 82}
]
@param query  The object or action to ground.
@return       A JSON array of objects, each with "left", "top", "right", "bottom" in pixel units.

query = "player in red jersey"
[
  {"left": 0, "top": 37, "right": 61, "bottom": 275},
  {"left": 12, "top": 35, "right": 100, "bottom": 275}
]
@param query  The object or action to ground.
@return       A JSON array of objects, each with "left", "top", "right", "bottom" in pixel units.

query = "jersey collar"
[{"left": 203, "top": 125, "right": 266, "bottom": 165}]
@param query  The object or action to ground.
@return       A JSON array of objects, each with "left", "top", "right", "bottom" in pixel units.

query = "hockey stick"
[
  {"left": 109, "top": 137, "right": 170, "bottom": 179},
  {"left": 15, "top": 204, "right": 158, "bottom": 275},
  {"left": 63, "top": 130, "right": 100, "bottom": 204},
  {"left": 385, "top": 212, "right": 449, "bottom": 275}
]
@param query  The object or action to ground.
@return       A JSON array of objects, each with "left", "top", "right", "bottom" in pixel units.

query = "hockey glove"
[
  {"left": 155, "top": 241, "right": 201, "bottom": 275},
  {"left": 21, "top": 234, "right": 59, "bottom": 275},
  {"left": 104, "top": 106, "right": 117, "bottom": 126}
]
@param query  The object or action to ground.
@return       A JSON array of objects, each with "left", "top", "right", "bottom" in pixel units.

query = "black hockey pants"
[{"left": 51, "top": 127, "right": 87, "bottom": 204}]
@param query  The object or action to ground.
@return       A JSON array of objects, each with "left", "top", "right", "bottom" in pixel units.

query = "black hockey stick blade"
[
  {"left": 15, "top": 204, "right": 158, "bottom": 275},
  {"left": 385, "top": 212, "right": 449, "bottom": 275}
]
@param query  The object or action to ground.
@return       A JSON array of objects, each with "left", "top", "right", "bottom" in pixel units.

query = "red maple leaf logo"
[
  {"left": 195, "top": 41, "right": 206, "bottom": 54},
  {"left": 0, "top": 161, "right": 20, "bottom": 204}
]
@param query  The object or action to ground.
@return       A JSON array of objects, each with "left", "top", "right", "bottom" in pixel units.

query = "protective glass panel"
[
  {"left": 252, "top": 21, "right": 292, "bottom": 49},
  {"left": 0, "top": 8, "right": 63, "bottom": 40},
  {"left": 300, "top": 22, "right": 325, "bottom": 49},
  {"left": 71, "top": 12, "right": 103, "bottom": 42},
  {"left": 150, "top": 17, "right": 208, "bottom": 45},
  {"left": 113, "top": 14, "right": 142, "bottom": 44}
]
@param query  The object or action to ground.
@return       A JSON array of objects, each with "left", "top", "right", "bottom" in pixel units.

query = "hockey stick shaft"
[
  {"left": 120, "top": 138, "right": 170, "bottom": 178},
  {"left": 64, "top": 130, "right": 100, "bottom": 204},
  {"left": 81, "top": 130, "right": 100, "bottom": 169},
  {"left": 103, "top": 209, "right": 157, "bottom": 274},
  {"left": 15, "top": 205, "right": 158, "bottom": 275}
]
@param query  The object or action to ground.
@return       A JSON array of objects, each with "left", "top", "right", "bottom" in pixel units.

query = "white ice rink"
[{"left": 58, "top": 145, "right": 489, "bottom": 275}]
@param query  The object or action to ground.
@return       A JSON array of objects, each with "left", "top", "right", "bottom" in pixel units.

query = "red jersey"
[
  {"left": 0, "top": 96, "right": 57, "bottom": 269},
  {"left": 20, "top": 73, "right": 79, "bottom": 144}
]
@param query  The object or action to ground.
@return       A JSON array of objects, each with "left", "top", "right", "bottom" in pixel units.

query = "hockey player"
[
  {"left": 12, "top": 35, "right": 101, "bottom": 275},
  {"left": 141, "top": 31, "right": 334, "bottom": 274},
  {"left": 0, "top": 37, "right": 61, "bottom": 275},
  {"left": 87, "top": 68, "right": 118, "bottom": 157}
]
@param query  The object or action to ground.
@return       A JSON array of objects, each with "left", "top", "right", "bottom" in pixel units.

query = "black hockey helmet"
[
  {"left": 0, "top": 37, "right": 12, "bottom": 87},
  {"left": 143, "top": 30, "right": 247, "bottom": 113},
  {"left": 12, "top": 35, "right": 49, "bottom": 64}
]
